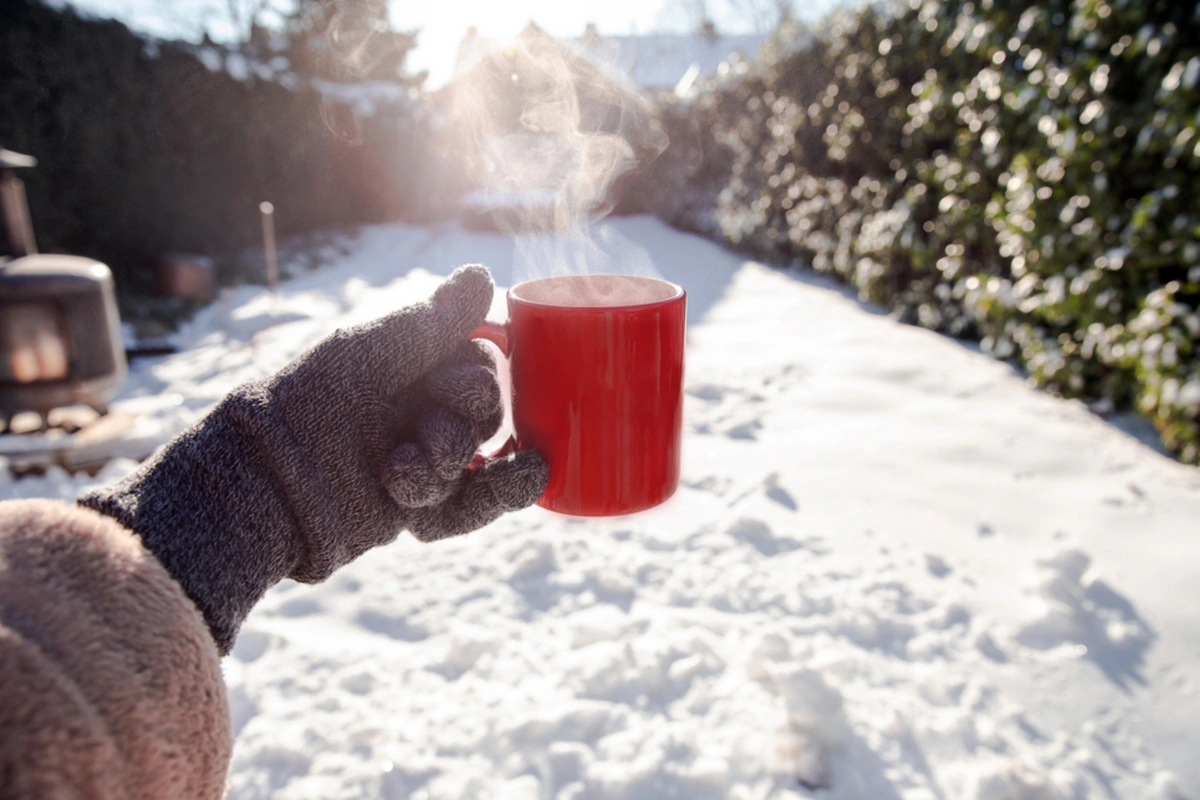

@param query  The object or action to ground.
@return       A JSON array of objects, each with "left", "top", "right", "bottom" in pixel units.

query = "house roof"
[
  {"left": 571, "top": 32, "right": 767, "bottom": 91},
  {"left": 451, "top": 24, "right": 767, "bottom": 94}
]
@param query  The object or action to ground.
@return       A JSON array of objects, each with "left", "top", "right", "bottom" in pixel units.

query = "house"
[
  {"left": 432, "top": 20, "right": 763, "bottom": 228},
  {"left": 571, "top": 21, "right": 767, "bottom": 97},
  {"left": 455, "top": 21, "right": 767, "bottom": 97},
  {"left": 433, "top": 23, "right": 668, "bottom": 230}
]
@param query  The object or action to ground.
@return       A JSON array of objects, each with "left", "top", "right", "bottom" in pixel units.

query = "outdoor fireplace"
[{"left": 0, "top": 147, "right": 126, "bottom": 425}]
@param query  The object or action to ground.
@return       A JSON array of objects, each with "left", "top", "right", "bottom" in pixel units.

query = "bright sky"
[{"left": 63, "top": 0, "right": 848, "bottom": 88}]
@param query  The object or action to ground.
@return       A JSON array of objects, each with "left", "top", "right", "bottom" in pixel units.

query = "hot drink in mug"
[{"left": 472, "top": 274, "right": 686, "bottom": 516}]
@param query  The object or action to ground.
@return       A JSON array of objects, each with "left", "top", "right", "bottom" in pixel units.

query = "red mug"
[{"left": 471, "top": 274, "right": 686, "bottom": 516}]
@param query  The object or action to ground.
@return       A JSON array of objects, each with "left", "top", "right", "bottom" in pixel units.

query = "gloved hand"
[{"left": 79, "top": 265, "right": 547, "bottom": 655}]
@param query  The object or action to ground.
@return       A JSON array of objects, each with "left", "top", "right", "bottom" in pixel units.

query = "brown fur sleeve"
[{"left": 0, "top": 498, "right": 232, "bottom": 799}]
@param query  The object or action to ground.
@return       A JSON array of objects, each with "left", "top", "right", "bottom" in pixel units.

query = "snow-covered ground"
[{"left": 3, "top": 216, "right": 1198, "bottom": 799}]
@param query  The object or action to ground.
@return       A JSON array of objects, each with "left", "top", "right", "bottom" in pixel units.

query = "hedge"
[
  {"left": 0, "top": 0, "right": 435, "bottom": 304},
  {"left": 632, "top": 0, "right": 1200, "bottom": 464}
]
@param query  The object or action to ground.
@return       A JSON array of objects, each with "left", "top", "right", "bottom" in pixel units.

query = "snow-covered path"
[{"left": 3, "top": 217, "right": 1197, "bottom": 799}]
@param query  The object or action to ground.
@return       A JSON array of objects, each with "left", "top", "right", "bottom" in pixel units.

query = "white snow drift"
[{"left": 2, "top": 216, "right": 1197, "bottom": 800}]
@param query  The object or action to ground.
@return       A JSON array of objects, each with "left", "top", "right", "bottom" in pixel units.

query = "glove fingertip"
[
  {"left": 386, "top": 443, "right": 451, "bottom": 508},
  {"left": 434, "top": 264, "right": 495, "bottom": 333},
  {"left": 426, "top": 366, "right": 503, "bottom": 436},
  {"left": 419, "top": 407, "right": 479, "bottom": 481},
  {"left": 481, "top": 450, "right": 550, "bottom": 511}
]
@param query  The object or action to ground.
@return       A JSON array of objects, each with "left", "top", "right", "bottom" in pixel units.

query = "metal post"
[{"left": 259, "top": 201, "right": 278, "bottom": 292}]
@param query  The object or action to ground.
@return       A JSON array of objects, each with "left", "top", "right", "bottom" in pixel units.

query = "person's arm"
[
  {"left": 79, "top": 264, "right": 547, "bottom": 655},
  {"left": 0, "top": 266, "right": 545, "bottom": 798},
  {"left": 0, "top": 498, "right": 231, "bottom": 799}
]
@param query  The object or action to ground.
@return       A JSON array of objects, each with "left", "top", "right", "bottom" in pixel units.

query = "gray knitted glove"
[{"left": 79, "top": 265, "right": 547, "bottom": 655}]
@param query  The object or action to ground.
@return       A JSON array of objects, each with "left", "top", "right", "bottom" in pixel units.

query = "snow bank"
[{"left": 2, "top": 217, "right": 1197, "bottom": 799}]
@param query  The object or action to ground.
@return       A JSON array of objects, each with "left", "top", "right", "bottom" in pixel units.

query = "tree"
[{"left": 280, "top": 0, "right": 421, "bottom": 84}]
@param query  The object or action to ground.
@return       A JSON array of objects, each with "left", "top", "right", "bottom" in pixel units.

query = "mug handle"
[{"left": 467, "top": 320, "right": 518, "bottom": 469}]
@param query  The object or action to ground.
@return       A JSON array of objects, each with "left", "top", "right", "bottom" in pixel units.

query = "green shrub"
[{"left": 635, "top": 0, "right": 1200, "bottom": 464}]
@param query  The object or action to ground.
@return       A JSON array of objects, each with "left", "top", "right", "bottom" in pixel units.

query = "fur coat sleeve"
[{"left": 0, "top": 498, "right": 231, "bottom": 799}]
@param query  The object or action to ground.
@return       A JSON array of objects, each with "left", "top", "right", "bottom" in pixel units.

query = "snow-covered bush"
[{"left": 635, "top": 0, "right": 1200, "bottom": 464}]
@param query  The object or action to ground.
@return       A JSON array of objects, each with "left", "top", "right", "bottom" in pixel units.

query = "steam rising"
[
  {"left": 449, "top": 26, "right": 669, "bottom": 287},
  {"left": 301, "top": 0, "right": 420, "bottom": 143},
  {"left": 310, "top": 0, "right": 406, "bottom": 79}
]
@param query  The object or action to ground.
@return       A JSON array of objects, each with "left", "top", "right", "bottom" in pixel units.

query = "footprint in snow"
[
  {"left": 226, "top": 682, "right": 258, "bottom": 736},
  {"left": 231, "top": 628, "right": 275, "bottom": 663},
  {"left": 356, "top": 608, "right": 430, "bottom": 642},
  {"left": 274, "top": 595, "right": 322, "bottom": 618},
  {"left": 686, "top": 383, "right": 732, "bottom": 403},
  {"left": 1101, "top": 482, "right": 1150, "bottom": 512},
  {"left": 924, "top": 554, "right": 952, "bottom": 578},
  {"left": 764, "top": 472, "right": 798, "bottom": 511},
  {"left": 1014, "top": 549, "right": 1155, "bottom": 690},
  {"left": 975, "top": 632, "right": 1008, "bottom": 663},
  {"left": 727, "top": 517, "right": 807, "bottom": 557},
  {"left": 426, "top": 634, "right": 499, "bottom": 681},
  {"left": 725, "top": 473, "right": 801, "bottom": 511},
  {"left": 756, "top": 364, "right": 808, "bottom": 401},
  {"left": 725, "top": 418, "right": 764, "bottom": 440},
  {"left": 687, "top": 366, "right": 802, "bottom": 441},
  {"left": 682, "top": 475, "right": 734, "bottom": 496},
  {"left": 338, "top": 669, "right": 378, "bottom": 695}
]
